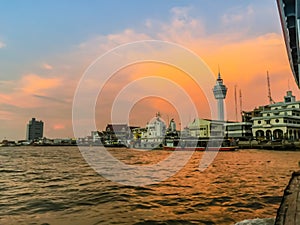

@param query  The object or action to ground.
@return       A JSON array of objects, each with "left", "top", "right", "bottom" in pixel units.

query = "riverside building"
[
  {"left": 224, "top": 121, "right": 253, "bottom": 139},
  {"left": 188, "top": 118, "right": 224, "bottom": 138},
  {"left": 252, "top": 91, "right": 300, "bottom": 141},
  {"left": 26, "top": 118, "right": 44, "bottom": 141},
  {"left": 139, "top": 112, "right": 166, "bottom": 149}
]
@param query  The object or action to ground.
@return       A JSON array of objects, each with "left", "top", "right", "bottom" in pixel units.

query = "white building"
[
  {"left": 139, "top": 112, "right": 166, "bottom": 149},
  {"left": 91, "top": 131, "right": 101, "bottom": 143},
  {"left": 252, "top": 91, "right": 300, "bottom": 140}
]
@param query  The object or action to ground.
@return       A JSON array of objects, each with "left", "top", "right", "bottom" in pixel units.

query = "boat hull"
[{"left": 163, "top": 146, "right": 237, "bottom": 151}]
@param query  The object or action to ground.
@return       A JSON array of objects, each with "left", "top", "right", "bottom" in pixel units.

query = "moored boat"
[
  {"left": 163, "top": 146, "right": 237, "bottom": 151},
  {"left": 163, "top": 137, "right": 237, "bottom": 151}
]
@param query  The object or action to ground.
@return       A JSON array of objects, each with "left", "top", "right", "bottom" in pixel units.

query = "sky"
[{"left": 0, "top": 0, "right": 299, "bottom": 140}]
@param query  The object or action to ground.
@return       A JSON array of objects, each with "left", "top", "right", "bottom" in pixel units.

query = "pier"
[
  {"left": 237, "top": 140, "right": 298, "bottom": 150},
  {"left": 275, "top": 171, "right": 300, "bottom": 225}
]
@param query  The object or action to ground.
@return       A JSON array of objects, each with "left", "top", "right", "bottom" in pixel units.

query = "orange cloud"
[
  {"left": 0, "top": 93, "right": 12, "bottom": 103},
  {"left": 19, "top": 74, "right": 62, "bottom": 94},
  {"left": 92, "top": 29, "right": 296, "bottom": 124},
  {"left": 0, "top": 110, "right": 14, "bottom": 121},
  {"left": 201, "top": 33, "right": 294, "bottom": 112},
  {"left": 53, "top": 124, "right": 65, "bottom": 130},
  {"left": 3, "top": 4, "right": 300, "bottom": 140},
  {"left": 95, "top": 61, "right": 211, "bottom": 130}
]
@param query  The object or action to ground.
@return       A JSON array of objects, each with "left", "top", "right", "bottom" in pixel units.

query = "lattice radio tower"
[{"left": 267, "top": 71, "right": 275, "bottom": 104}]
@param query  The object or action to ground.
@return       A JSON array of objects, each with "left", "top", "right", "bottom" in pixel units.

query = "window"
[
  {"left": 275, "top": 119, "right": 279, "bottom": 123},
  {"left": 265, "top": 120, "right": 271, "bottom": 124},
  {"left": 258, "top": 120, "right": 261, "bottom": 124}
]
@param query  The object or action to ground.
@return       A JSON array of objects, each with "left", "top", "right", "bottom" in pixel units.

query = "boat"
[
  {"left": 163, "top": 146, "right": 236, "bottom": 151},
  {"left": 163, "top": 138, "right": 237, "bottom": 151},
  {"left": 103, "top": 140, "right": 128, "bottom": 148},
  {"left": 133, "top": 140, "right": 163, "bottom": 150}
]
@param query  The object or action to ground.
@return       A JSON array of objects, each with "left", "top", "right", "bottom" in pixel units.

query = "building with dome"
[{"left": 138, "top": 112, "right": 166, "bottom": 149}]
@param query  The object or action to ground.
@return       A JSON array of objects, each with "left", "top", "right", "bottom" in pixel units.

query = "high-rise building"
[
  {"left": 26, "top": 118, "right": 44, "bottom": 141},
  {"left": 213, "top": 72, "right": 228, "bottom": 121}
]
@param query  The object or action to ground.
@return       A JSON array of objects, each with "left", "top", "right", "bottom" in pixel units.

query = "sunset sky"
[{"left": 1, "top": 0, "right": 299, "bottom": 140}]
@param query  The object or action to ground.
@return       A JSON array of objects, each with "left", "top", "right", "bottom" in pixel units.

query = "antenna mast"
[
  {"left": 239, "top": 89, "right": 243, "bottom": 120},
  {"left": 234, "top": 85, "right": 238, "bottom": 121},
  {"left": 267, "top": 71, "right": 275, "bottom": 104}
]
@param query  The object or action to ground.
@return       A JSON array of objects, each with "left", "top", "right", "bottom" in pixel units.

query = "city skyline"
[{"left": 1, "top": 0, "right": 300, "bottom": 140}]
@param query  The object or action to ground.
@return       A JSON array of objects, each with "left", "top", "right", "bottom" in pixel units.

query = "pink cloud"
[
  {"left": 42, "top": 63, "right": 53, "bottom": 70},
  {"left": 0, "top": 41, "right": 6, "bottom": 48},
  {"left": 53, "top": 124, "right": 65, "bottom": 130},
  {"left": 18, "top": 74, "right": 62, "bottom": 94}
]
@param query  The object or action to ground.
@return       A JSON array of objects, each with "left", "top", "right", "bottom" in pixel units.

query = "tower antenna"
[
  {"left": 267, "top": 71, "right": 275, "bottom": 104},
  {"left": 239, "top": 89, "right": 243, "bottom": 121},
  {"left": 234, "top": 85, "right": 238, "bottom": 121}
]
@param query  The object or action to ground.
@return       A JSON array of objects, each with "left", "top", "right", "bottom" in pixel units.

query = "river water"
[{"left": 0, "top": 146, "right": 299, "bottom": 225}]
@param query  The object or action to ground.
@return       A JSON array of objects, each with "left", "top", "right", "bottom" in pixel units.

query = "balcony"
[{"left": 263, "top": 124, "right": 272, "bottom": 128}]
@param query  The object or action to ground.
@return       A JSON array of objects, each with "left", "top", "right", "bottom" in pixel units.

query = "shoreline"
[{"left": 1, "top": 144, "right": 300, "bottom": 152}]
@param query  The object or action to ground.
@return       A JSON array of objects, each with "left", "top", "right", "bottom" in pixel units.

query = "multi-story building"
[
  {"left": 252, "top": 91, "right": 300, "bottom": 140},
  {"left": 224, "top": 111, "right": 253, "bottom": 140},
  {"left": 187, "top": 118, "right": 224, "bottom": 138},
  {"left": 26, "top": 118, "right": 44, "bottom": 141},
  {"left": 104, "top": 124, "right": 130, "bottom": 141},
  {"left": 224, "top": 122, "right": 253, "bottom": 139}
]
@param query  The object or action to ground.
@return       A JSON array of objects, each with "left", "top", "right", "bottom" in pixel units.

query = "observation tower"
[{"left": 213, "top": 72, "right": 227, "bottom": 121}]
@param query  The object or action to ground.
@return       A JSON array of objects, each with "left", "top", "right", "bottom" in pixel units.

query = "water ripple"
[{"left": 0, "top": 147, "right": 299, "bottom": 225}]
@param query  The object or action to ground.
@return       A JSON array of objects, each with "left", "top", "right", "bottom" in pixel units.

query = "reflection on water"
[{"left": 0, "top": 146, "right": 299, "bottom": 225}]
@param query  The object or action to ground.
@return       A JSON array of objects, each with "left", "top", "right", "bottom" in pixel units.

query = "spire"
[{"left": 217, "top": 65, "right": 222, "bottom": 80}]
